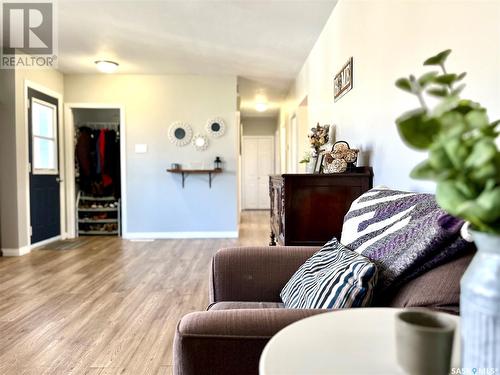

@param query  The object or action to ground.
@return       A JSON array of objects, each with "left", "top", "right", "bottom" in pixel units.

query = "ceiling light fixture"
[
  {"left": 255, "top": 102, "right": 268, "bottom": 112},
  {"left": 95, "top": 60, "right": 119, "bottom": 73}
]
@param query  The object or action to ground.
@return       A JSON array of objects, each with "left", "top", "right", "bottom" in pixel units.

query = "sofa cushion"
[
  {"left": 208, "top": 301, "right": 284, "bottom": 311},
  {"left": 280, "top": 238, "right": 378, "bottom": 309},
  {"left": 380, "top": 248, "right": 475, "bottom": 314}
]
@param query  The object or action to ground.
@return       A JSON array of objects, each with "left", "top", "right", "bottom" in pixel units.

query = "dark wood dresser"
[{"left": 269, "top": 167, "right": 373, "bottom": 246}]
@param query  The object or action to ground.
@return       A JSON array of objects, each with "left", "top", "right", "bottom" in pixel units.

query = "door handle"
[{"left": 56, "top": 177, "right": 63, "bottom": 183}]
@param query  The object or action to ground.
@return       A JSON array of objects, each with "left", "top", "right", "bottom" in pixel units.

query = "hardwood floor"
[{"left": 0, "top": 211, "right": 270, "bottom": 375}]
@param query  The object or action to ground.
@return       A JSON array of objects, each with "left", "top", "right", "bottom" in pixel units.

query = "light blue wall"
[{"left": 65, "top": 74, "right": 238, "bottom": 235}]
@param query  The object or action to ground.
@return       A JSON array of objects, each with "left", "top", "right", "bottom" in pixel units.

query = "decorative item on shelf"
[
  {"left": 323, "top": 141, "right": 359, "bottom": 174},
  {"left": 300, "top": 151, "right": 315, "bottom": 173},
  {"left": 168, "top": 122, "right": 193, "bottom": 146},
  {"left": 171, "top": 163, "right": 181, "bottom": 170},
  {"left": 206, "top": 117, "right": 226, "bottom": 138},
  {"left": 192, "top": 134, "right": 209, "bottom": 151},
  {"left": 314, "top": 153, "right": 324, "bottom": 174},
  {"left": 395, "top": 49, "right": 500, "bottom": 369},
  {"left": 308, "top": 123, "right": 330, "bottom": 151},
  {"left": 214, "top": 156, "right": 222, "bottom": 170},
  {"left": 334, "top": 57, "right": 353, "bottom": 101},
  {"left": 308, "top": 123, "right": 330, "bottom": 174}
]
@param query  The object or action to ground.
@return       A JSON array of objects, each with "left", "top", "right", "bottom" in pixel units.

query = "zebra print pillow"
[{"left": 280, "top": 238, "right": 378, "bottom": 309}]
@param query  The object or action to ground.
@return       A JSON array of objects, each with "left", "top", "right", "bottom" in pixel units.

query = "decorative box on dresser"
[{"left": 269, "top": 167, "right": 373, "bottom": 246}]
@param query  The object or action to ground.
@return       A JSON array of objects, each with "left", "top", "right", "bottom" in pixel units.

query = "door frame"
[
  {"left": 288, "top": 113, "right": 298, "bottom": 173},
  {"left": 241, "top": 135, "right": 275, "bottom": 210},
  {"left": 24, "top": 80, "right": 65, "bottom": 249},
  {"left": 64, "top": 103, "right": 128, "bottom": 238}
]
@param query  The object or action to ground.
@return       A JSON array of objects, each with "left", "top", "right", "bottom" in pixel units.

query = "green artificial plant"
[{"left": 395, "top": 49, "right": 500, "bottom": 235}]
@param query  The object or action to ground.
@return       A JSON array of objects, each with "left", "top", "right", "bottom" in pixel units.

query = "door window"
[{"left": 32, "top": 98, "right": 58, "bottom": 174}]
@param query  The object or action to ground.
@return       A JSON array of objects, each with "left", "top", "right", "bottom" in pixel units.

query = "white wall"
[
  {"left": 286, "top": 0, "right": 500, "bottom": 191},
  {"left": 64, "top": 74, "right": 238, "bottom": 237}
]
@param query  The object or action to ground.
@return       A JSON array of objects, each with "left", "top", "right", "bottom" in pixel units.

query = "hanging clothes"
[
  {"left": 76, "top": 125, "right": 121, "bottom": 197},
  {"left": 76, "top": 127, "right": 93, "bottom": 192}
]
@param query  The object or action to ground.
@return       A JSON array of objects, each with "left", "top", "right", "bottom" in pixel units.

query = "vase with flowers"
[
  {"left": 395, "top": 49, "right": 500, "bottom": 369},
  {"left": 307, "top": 123, "right": 330, "bottom": 173}
]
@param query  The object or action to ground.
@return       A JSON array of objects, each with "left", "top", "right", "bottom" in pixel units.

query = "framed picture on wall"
[{"left": 334, "top": 57, "right": 353, "bottom": 101}]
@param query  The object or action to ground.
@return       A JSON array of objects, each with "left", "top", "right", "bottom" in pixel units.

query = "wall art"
[
  {"left": 168, "top": 122, "right": 193, "bottom": 146},
  {"left": 334, "top": 57, "right": 353, "bottom": 101}
]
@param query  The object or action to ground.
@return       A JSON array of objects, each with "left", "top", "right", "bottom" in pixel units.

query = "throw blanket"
[{"left": 341, "top": 188, "right": 470, "bottom": 291}]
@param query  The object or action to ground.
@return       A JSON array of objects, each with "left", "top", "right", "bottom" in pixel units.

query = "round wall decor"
[
  {"left": 206, "top": 117, "right": 226, "bottom": 138},
  {"left": 192, "top": 134, "right": 209, "bottom": 151},
  {"left": 168, "top": 122, "right": 193, "bottom": 146}
]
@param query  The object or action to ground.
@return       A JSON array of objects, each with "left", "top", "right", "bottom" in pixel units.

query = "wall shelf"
[{"left": 167, "top": 168, "right": 222, "bottom": 188}]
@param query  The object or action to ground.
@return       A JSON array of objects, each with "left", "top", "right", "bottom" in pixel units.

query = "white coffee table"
[{"left": 259, "top": 308, "right": 461, "bottom": 375}]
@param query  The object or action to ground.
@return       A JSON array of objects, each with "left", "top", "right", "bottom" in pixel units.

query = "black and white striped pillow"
[{"left": 280, "top": 238, "right": 378, "bottom": 309}]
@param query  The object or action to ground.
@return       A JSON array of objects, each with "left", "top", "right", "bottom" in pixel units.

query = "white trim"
[
  {"left": 64, "top": 103, "right": 128, "bottom": 238},
  {"left": 30, "top": 235, "right": 61, "bottom": 250},
  {"left": 2, "top": 245, "right": 30, "bottom": 257},
  {"left": 124, "top": 231, "right": 239, "bottom": 240},
  {"left": 24, "top": 80, "right": 66, "bottom": 248}
]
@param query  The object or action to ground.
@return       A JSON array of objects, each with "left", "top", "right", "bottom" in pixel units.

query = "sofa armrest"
[
  {"left": 173, "top": 308, "right": 328, "bottom": 375},
  {"left": 209, "top": 246, "right": 319, "bottom": 304}
]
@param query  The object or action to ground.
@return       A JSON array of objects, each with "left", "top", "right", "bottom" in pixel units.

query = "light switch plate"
[{"left": 135, "top": 144, "right": 148, "bottom": 154}]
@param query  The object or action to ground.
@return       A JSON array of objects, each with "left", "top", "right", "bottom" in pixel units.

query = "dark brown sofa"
[{"left": 173, "top": 245, "right": 474, "bottom": 375}]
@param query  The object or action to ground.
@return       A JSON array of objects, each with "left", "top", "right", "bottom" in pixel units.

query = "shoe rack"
[{"left": 76, "top": 192, "right": 121, "bottom": 236}]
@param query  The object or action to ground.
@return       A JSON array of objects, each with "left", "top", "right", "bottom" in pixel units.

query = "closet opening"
[{"left": 71, "top": 108, "right": 122, "bottom": 237}]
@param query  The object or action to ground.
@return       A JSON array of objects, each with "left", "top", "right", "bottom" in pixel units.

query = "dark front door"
[{"left": 28, "top": 88, "right": 61, "bottom": 244}]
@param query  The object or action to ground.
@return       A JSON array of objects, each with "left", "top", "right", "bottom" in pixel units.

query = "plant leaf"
[
  {"left": 477, "top": 187, "right": 500, "bottom": 222},
  {"left": 470, "top": 164, "right": 498, "bottom": 183},
  {"left": 396, "top": 110, "right": 439, "bottom": 150},
  {"left": 423, "top": 49, "right": 452, "bottom": 66},
  {"left": 439, "top": 112, "right": 467, "bottom": 137},
  {"left": 433, "top": 95, "right": 460, "bottom": 116},
  {"left": 395, "top": 77, "right": 413, "bottom": 93},
  {"left": 465, "top": 109, "right": 489, "bottom": 129},
  {"left": 411, "top": 160, "right": 452, "bottom": 181},
  {"left": 429, "top": 144, "right": 453, "bottom": 169},
  {"left": 451, "top": 84, "right": 466, "bottom": 96},
  {"left": 465, "top": 138, "right": 497, "bottom": 169},
  {"left": 434, "top": 74, "right": 458, "bottom": 85},
  {"left": 436, "top": 180, "right": 468, "bottom": 218},
  {"left": 418, "top": 71, "right": 439, "bottom": 87},
  {"left": 427, "top": 88, "right": 448, "bottom": 97},
  {"left": 443, "top": 137, "right": 469, "bottom": 169}
]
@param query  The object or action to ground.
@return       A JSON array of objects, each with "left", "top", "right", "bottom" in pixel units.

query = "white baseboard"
[
  {"left": 2, "top": 235, "right": 62, "bottom": 256},
  {"left": 2, "top": 245, "right": 30, "bottom": 257},
  {"left": 124, "top": 231, "right": 239, "bottom": 240},
  {"left": 31, "top": 235, "right": 61, "bottom": 250}
]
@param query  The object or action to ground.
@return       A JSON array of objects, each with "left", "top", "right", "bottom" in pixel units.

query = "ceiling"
[{"left": 58, "top": 0, "right": 337, "bottom": 116}]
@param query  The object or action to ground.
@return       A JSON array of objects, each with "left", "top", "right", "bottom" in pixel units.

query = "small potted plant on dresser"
[{"left": 395, "top": 49, "right": 500, "bottom": 369}]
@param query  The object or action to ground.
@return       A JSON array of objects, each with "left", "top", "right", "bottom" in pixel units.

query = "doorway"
[
  {"left": 64, "top": 104, "right": 127, "bottom": 238},
  {"left": 242, "top": 136, "right": 275, "bottom": 209},
  {"left": 28, "top": 88, "right": 61, "bottom": 244},
  {"left": 288, "top": 114, "right": 298, "bottom": 173}
]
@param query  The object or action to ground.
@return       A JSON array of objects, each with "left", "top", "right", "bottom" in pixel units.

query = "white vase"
[
  {"left": 305, "top": 158, "right": 316, "bottom": 173},
  {"left": 460, "top": 230, "right": 500, "bottom": 369}
]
